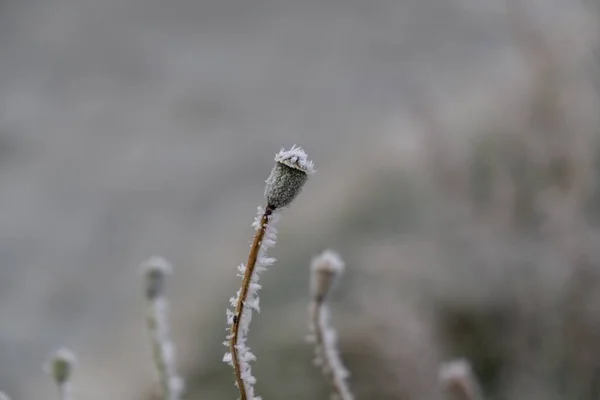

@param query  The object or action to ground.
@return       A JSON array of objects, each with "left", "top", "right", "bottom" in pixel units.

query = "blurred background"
[{"left": 0, "top": 0, "right": 599, "bottom": 398}]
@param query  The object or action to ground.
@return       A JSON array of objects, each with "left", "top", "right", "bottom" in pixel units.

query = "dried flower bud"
[
  {"left": 265, "top": 145, "right": 315, "bottom": 209},
  {"left": 310, "top": 250, "right": 345, "bottom": 303},
  {"left": 439, "top": 358, "right": 481, "bottom": 400},
  {"left": 44, "top": 348, "right": 77, "bottom": 385},
  {"left": 141, "top": 256, "right": 173, "bottom": 299}
]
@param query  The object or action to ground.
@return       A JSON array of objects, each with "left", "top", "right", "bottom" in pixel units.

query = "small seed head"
[
  {"left": 140, "top": 256, "right": 173, "bottom": 299},
  {"left": 310, "top": 250, "right": 345, "bottom": 302},
  {"left": 44, "top": 348, "right": 77, "bottom": 385},
  {"left": 439, "top": 359, "right": 480, "bottom": 400},
  {"left": 265, "top": 145, "right": 314, "bottom": 209}
]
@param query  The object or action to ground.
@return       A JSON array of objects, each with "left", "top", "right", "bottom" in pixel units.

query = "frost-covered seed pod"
[
  {"left": 141, "top": 256, "right": 173, "bottom": 300},
  {"left": 265, "top": 145, "right": 315, "bottom": 209},
  {"left": 45, "top": 348, "right": 77, "bottom": 385},
  {"left": 439, "top": 358, "right": 482, "bottom": 400},
  {"left": 310, "top": 250, "right": 345, "bottom": 303},
  {"left": 44, "top": 348, "right": 77, "bottom": 385}
]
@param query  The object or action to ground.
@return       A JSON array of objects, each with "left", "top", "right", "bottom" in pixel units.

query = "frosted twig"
[
  {"left": 224, "top": 145, "right": 314, "bottom": 400},
  {"left": 141, "top": 257, "right": 184, "bottom": 400},
  {"left": 44, "top": 348, "right": 77, "bottom": 400},
  {"left": 308, "top": 250, "right": 354, "bottom": 400},
  {"left": 439, "top": 358, "right": 483, "bottom": 400}
]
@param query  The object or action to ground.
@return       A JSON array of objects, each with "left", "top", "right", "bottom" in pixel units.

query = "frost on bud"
[
  {"left": 264, "top": 145, "right": 315, "bottom": 210},
  {"left": 310, "top": 250, "right": 345, "bottom": 303},
  {"left": 439, "top": 358, "right": 482, "bottom": 400},
  {"left": 44, "top": 348, "right": 77, "bottom": 385},
  {"left": 141, "top": 256, "right": 173, "bottom": 299}
]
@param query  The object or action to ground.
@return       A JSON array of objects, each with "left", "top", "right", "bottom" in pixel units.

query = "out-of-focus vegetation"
[{"left": 188, "top": 1, "right": 600, "bottom": 398}]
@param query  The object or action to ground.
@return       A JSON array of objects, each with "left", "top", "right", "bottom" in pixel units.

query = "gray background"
[{"left": 0, "top": 0, "right": 598, "bottom": 399}]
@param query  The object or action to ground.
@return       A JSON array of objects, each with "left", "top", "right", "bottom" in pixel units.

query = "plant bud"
[
  {"left": 265, "top": 145, "right": 315, "bottom": 209},
  {"left": 141, "top": 256, "right": 173, "bottom": 299},
  {"left": 310, "top": 250, "right": 345, "bottom": 303},
  {"left": 439, "top": 358, "right": 481, "bottom": 400},
  {"left": 45, "top": 348, "right": 77, "bottom": 385}
]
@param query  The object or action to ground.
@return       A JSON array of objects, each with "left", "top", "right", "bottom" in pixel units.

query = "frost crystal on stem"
[
  {"left": 141, "top": 257, "right": 184, "bottom": 400},
  {"left": 224, "top": 206, "right": 280, "bottom": 400},
  {"left": 44, "top": 348, "right": 77, "bottom": 400},
  {"left": 308, "top": 250, "right": 354, "bottom": 400},
  {"left": 224, "top": 146, "right": 313, "bottom": 400}
]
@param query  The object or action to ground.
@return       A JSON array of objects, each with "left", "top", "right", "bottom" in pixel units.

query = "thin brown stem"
[{"left": 229, "top": 206, "right": 273, "bottom": 400}]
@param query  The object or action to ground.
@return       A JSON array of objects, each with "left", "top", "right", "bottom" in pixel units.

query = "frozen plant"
[
  {"left": 44, "top": 347, "right": 77, "bottom": 400},
  {"left": 439, "top": 358, "right": 483, "bottom": 400},
  {"left": 308, "top": 250, "right": 354, "bottom": 400},
  {"left": 224, "top": 145, "right": 314, "bottom": 400},
  {"left": 141, "top": 256, "right": 184, "bottom": 400}
]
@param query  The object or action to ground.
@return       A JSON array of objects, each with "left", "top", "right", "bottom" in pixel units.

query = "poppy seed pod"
[
  {"left": 265, "top": 145, "right": 315, "bottom": 210},
  {"left": 141, "top": 256, "right": 173, "bottom": 300},
  {"left": 439, "top": 358, "right": 482, "bottom": 400},
  {"left": 45, "top": 348, "right": 77, "bottom": 385},
  {"left": 310, "top": 250, "right": 345, "bottom": 303}
]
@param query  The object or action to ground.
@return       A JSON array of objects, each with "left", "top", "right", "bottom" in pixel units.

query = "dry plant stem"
[
  {"left": 310, "top": 300, "right": 353, "bottom": 400},
  {"left": 229, "top": 206, "right": 273, "bottom": 400},
  {"left": 147, "top": 300, "right": 177, "bottom": 400},
  {"left": 224, "top": 145, "right": 313, "bottom": 398},
  {"left": 141, "top": 257, "right": 182, "bottom": 400},
  {"left": 58, "top": 383, "right": 72, "bottom": 400}
]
